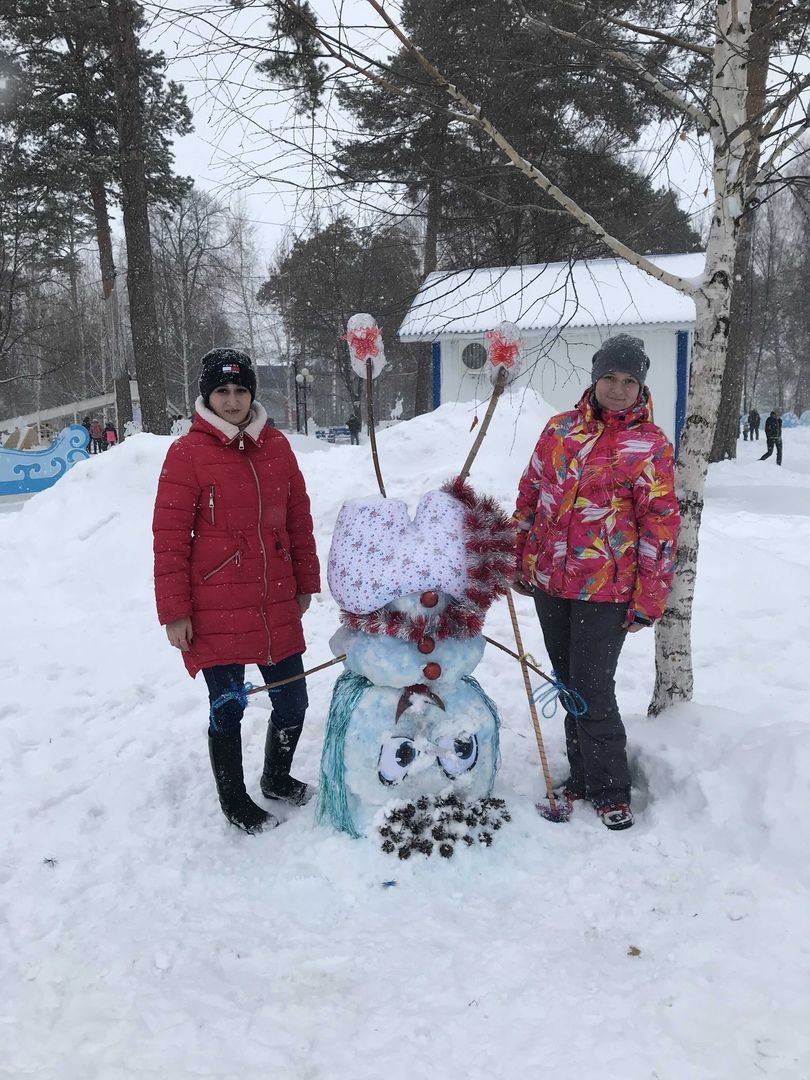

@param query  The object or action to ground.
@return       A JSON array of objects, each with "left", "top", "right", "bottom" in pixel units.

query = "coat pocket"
[
  {"left": 273, "top": 529, "right": 291, "bottom": 562},
  {"left": 202, "top": 549, "right": 241, "bottom": 581}
]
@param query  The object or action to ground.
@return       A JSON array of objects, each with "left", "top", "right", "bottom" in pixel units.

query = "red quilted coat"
[
  {"left": 513, "top": 388, "right": 680, "bottom": 623},
  {"left": 153, "top": 400, "right": 320, "bottom": 676}
]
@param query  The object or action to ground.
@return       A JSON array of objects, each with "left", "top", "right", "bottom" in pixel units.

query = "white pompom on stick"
[
  {"left": 343, "top": 313, "right": 387, "bottom": 380},
  {"left": 342, "top": 312, "right": 387, "bottom": 496}
]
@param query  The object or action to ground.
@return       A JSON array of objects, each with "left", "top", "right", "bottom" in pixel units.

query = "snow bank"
[{"left": 1, "top": 399, "right": 809, "bottom": 1078}]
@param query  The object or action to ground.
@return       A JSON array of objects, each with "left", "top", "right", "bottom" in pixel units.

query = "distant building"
[
  {"left": 255, "top": 364, "right": 292, "bottom": 428},
  {"left": 398, "top": 253, "right": 702, "bottom": 451}
]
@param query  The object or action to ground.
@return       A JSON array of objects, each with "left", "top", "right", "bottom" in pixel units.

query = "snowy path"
[{"left": 1, "top": 404, "right": 808, "bottom": 1079}]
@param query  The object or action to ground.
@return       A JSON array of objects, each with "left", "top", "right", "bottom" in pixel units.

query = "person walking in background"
[
  {"left": 346, "top": 413, "right": 361, "bottom": 445},
  {"left": 104, "top": 422, "right": 118, "bottom": 448},
  {"left": 513, "top": 334, "right": 680, "bottom": 832},
  {"left": 153, "top": 348, "right": 321, "bottom": 835},
  {"left": 748, "top": 407, "right": 761, "bottom": 440},
  {"left": 89, "top": 417, "right": 104, "bottom": 454},
  {"left": 759, "top": 410, "right": 783, "bottom": 465},
  {"left": 741, "top": 415, "right": 749, "bottom": 441},
  {"left": 81, "top": 417, "right": 92, "bottom": 449}
]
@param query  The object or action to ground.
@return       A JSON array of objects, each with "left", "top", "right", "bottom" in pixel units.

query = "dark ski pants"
[
  {"left": 203, "top": 653, "right": 308, "bottom": 737},
  {"left": 533, "top": 590, "right": 631, "bottom": 805},
  {"left": 759, "top": 437, "right": 782, "bottom": 465}
]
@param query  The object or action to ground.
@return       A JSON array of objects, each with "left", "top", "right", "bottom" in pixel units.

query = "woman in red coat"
[{"left": 153, "top": 349, "right": 320, "bottom": 834}]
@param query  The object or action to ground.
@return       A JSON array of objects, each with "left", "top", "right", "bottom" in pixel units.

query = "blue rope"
[
  {"left": 208, "top": 685, "right": 249, "bottom": 728},
  {"left": 531, "top": 675, "right": 588, "bottom": 719}
]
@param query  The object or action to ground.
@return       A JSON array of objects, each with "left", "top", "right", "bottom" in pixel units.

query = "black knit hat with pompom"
[{"left": 199, "top": 348, "right": 257, "bottom": 404}]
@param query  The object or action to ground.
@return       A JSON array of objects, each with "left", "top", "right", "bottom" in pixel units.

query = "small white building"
[{"left": 398, "top": 253, "right": 703, "bottom": 450}]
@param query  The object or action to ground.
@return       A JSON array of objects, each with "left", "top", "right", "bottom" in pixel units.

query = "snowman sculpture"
[{"left": 317, "top": 477, "right": 515, "bottom": 849}]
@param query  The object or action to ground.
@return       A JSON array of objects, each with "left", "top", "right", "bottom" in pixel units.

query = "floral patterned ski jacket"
[{"left": 513, "top": 388, "right": 680, "bottom": 623}]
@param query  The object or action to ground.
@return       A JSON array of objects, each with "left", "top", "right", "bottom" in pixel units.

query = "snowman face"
[{"left": 333, "top": 679, "right": 500, "bottom": 835}]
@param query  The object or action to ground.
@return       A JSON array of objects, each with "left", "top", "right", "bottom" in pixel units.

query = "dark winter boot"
[
  {"left": 260, "top": 722, "right": 312, "bottom": 806},
  {"left": 208, "top": 733, "right": 278, "bottom": 834}
]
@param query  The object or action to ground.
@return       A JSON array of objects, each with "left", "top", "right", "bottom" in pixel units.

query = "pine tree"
[
  {"left": 333, "top": 0, "right": 701, "bottom": 269},
  {"left": 257, "top": 217, "right": 421, "bottom": 422},
  {"left": 0, "top": 0, "right": 192, "bottom": 432}
]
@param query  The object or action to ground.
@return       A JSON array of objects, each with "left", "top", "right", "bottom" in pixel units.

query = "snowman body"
[
  {"left": 317, "top": 482, "right": 514, "bottom": 839},
  {"left": 325, "top": 603, "right": 499, "bottom": 836}
]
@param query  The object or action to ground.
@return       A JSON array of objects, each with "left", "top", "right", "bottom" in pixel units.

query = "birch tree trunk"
[{"left": 649, "top": 0, "right": 752, "bottom": 713}]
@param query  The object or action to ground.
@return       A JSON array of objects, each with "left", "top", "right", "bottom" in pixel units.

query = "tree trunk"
[
  {"left": 708, "top": 0, "right": 771, "bottom": 462},
  {"left": 414, "top": 138, "right": 443, "bottom": 416},
  {"left": 106, "top": 0, "right": 168, "bottom": 435},
  {"left": 650, "top": 0, "right": 751, "bottom": 714},
  {"left": 89, "top": 175, "right": 133, "bottom": 436}
]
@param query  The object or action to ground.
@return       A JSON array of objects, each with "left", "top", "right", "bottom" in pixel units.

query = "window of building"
[{"left": 461, "top": 342, "right": 487, "bottom": 371}]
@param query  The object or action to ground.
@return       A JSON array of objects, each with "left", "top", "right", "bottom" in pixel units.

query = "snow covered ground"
[{"left": 1, "top": 396, "right": 808, "bottom": 1079}]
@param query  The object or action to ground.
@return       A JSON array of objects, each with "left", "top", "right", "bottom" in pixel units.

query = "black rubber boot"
[
  {"left": 260, "top": 722, "right": 312, "bottom": 806},
  {"left": 208, "top": 734, "right": 278, "bottom": 834}
]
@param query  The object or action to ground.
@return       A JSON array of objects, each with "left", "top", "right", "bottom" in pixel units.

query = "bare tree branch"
[
  {"left": 517, "top": 0, "right": 714, "bottom": 58},
  {"left": 753, "top": 122, "right": 810, "bottom": 189},
  {"left": 516, "top": 12, "right": 711, "bottom": 129}
]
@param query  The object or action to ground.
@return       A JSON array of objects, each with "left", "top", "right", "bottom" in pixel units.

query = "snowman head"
[{"left": 327, "top": 478, "right": 515, "bottom": 641}]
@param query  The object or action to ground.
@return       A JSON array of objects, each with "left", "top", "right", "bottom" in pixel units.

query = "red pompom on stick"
[{"left": 484, "top": 321, "right": 524, "bottom": 386}]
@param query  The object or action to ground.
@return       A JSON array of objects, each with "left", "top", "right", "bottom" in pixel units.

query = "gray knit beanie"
[{"left": 592, "top": 334, "right": 650, "bottom": 386}]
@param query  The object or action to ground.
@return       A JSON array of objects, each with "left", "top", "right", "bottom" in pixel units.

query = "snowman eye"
[
  {"left": 378, "top": 737, "right": 419, "bottom": 786},
  {"left": 437, "top": 734, "right": 479, "bottom": 779}
]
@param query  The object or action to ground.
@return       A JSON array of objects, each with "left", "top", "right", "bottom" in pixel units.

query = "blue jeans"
[{"left": 203, "top": 653, "right": 308, "bottom": 737}]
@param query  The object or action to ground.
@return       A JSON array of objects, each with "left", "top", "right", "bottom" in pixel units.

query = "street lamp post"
[
  {"left": 291, "top": 360, "right": 301, "bottom": 431},
  {"left": 295, "top": 367, "right": 315, "bottom": 435}
]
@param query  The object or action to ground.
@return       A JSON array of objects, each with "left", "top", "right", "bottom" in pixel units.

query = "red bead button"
[
  {"left": 420, "top": 590, "right": 439, "bottom": 608},
  {"left": 423, "top": 662, "right": 442, "bottom": 680},
  {"left": 417, "top": 636, "right": 435, "bottom": 655}
]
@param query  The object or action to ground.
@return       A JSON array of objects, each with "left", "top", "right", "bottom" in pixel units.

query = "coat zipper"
[
  {"left": 202, "top": 549, "right": 241, "bottom": 581},
  {"left": 208, "top": 486, "right": 216, "bottom": 526},
  {"left": 246, "top": 455, "right": 273, "bottom": 663}
]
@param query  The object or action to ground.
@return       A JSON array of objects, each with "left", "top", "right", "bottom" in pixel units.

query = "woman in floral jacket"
[{"left": 513, "top": 335, "right": 680, "bottom": 830}]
